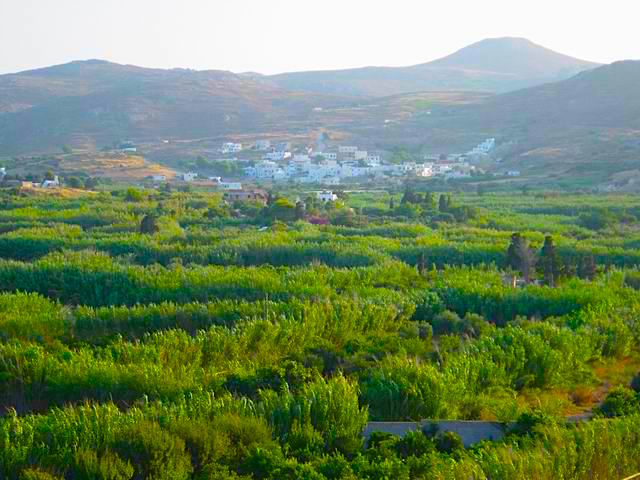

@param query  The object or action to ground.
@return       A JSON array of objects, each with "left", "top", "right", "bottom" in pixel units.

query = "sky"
[{"left": 1, "top": 0, "right": 639, "bottom": 75}]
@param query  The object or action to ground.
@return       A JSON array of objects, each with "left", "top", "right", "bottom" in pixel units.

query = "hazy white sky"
[{"left": 1, "top": 0, "right": 639, "bottom": 75}]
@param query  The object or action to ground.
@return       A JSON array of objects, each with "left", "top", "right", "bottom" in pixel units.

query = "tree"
[
  {"left": 45, "top": 170, "right": 55, "bottom": 181},
  {"left": 423, "top": 192, "right": 435, "bottom": 211},
  {"left": 67, "top": 177, "right": 83, "bottom": 189},
  {"left": 438, "top": 194, "right": 448, "bottom": 213},
  {"left": 295, "top": 201, "right": 305, "bottom": 220},
  {"left": 401, "top": 184, "right": 416, "bottom": 205},
  {"left": 140, "top": 215, "right": 159, "bottom": 234},
  {"left": 84, "top": 177, "right": 99, "bottom": 190},
  {"left": 578, "top": 254, "right": 597, "bottom": 281},
  {"left": 389, "top": 196, "right": 395, "bottom": 210},
  {"left": 539, "top": 236, "right": 558, "bottom": 287},
  {"left": 269, "top": 197, "right": 297, "bottom": 222},
  {"left": 125, "top": 188, "right": 143, "bottom": 202},
  {"left": 61, "top": 145, "right": 73, "bottom": 154},
  {"left": 417, "top": 253, "right": 426, "bottom": 276},
  {"left": 507, "top": 233, "right": 537, "bottom": 283}
]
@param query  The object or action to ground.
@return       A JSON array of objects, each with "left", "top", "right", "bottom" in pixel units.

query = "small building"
[
  {"left": 415, "top": 164, "right": 434, "bottom": 177},
  {"left": 339, "top": 146, "right": 359, "bottom": 160},
  {"left": 181, "top": 172, "right": 198, "bottom": 182},
  {"left": 224, "top": 189, "right": 268, "bottom": 204},
  {"left": 264, "top": 151, "right": 291, "bottom": 161},
  {"left": 317, "top": 191, "right": 338, "bottom": 202},
  {"left": 151, "top": 175, "right": 167, "bottom": 182},
  {"left": 41, "top": 176, "right": 60, "bottom": 188},
  {"left": 506, "top": 170, "right": 521, "bottom": 177},
  {"left": 319, "top": 152, "right": 338, "bottom": 161},
  {"left": 354, "top": 150, "right": 368, "bottom": 161}
]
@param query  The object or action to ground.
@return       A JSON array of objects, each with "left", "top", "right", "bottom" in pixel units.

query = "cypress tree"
[
  {"left": 539, "top": 235, "right": 558, "bottom": 287},
  {"left": 438, "top": 194, "right": 448, "bottom": 213}
]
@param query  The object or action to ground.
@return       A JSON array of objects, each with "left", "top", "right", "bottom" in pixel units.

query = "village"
[{"left": 167, "top": 137, "right": 506, "bottom": 188}]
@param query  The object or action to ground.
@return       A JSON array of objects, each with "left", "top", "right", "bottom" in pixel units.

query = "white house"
[
  {"left": 151, "top": 175, "right": 167, "bottom": 182},
  {"left": 317, "top": 191, "right": 338, "bottom": 203},
  {"left": 506, "top": 170, "right": 521, "bottom": 177},
  {"left": 468, "top": 138, "right": 496, "bottom": 156},
  {"left": 181, "top": 172, "right": 198, "bottom": 182},
  {"left": 255, "top": 161, "right": 286, "bottom": 180},
  {"left": 339, "top": 146, "right": 358, "bottom": 160},
  {"left": 415, "top": 164, "right": 434, "bottom": 177},
  {"left": 432, "top": 164, "right": 453, "bottom": 176},
  {"left": 317, "top": 152, "right": 338, "bottom": 161},
  {"left": 264, "top": 151, "right": 291, "bottom": 161},
  {"left": 41, "top": 176, "right": 60, "bottom": 188},
  {"left": 354, "top": 150, "right": 368, "bottom": 161},
  {"left": 366, "top": 154, "right": 381, "bottom": 165}
]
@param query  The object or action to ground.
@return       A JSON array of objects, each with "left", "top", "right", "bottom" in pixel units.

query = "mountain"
[
  {"left": 0, "top": 60, "right": 350, "bottom": 154},
  {"left": 267, "top": 38, "right": 600, "bottom": 97},
  {"left": 369, "top": 61, "right": 640, "bottom": 184}
]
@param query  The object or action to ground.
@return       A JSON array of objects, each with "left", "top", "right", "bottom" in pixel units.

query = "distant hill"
[
  {"left": 267, "top": 38, "right": 600, "bottom": 97},
  {"left": 368, "top": 61, "right": 640, "bottom": 185},
  {"left": 1, "top": 53, "right": 637, "bottom": 189},
  {"left": 0, "top": 60, "right": 351, "bottom": 154}
]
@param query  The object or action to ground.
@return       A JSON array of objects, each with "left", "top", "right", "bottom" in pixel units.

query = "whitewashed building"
[
  {"left": 181, "top": 172, "right": 198, "bottom": 182},
  {"left": 317, "top": 191, "right": 338, "bottom": 202},
  {"left": 41, "top": 176, "right": 60, "bottom": 188}
]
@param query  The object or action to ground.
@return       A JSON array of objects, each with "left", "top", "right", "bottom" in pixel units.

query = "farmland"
[{"left": 1, "top": 186, "right": 640, "bottom": 479}]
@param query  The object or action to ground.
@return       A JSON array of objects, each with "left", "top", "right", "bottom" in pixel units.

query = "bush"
[
  {"left": 512, "top": 410, "right": 555, "bottom": 436},
  {"left": 434, "top": 431, "right": 464, "bottom": 455},
  {"left": 596, "top": 386, "right": 639, "bottom": 418},
  {"left": 112, "top": 420, "right": 192, "bottom": 480}
]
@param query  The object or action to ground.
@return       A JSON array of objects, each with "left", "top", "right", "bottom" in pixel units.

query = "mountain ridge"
[{"left": 267, "top": 37, "right": 601, "bottom": 96}]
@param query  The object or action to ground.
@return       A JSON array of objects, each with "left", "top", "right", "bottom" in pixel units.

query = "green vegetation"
[{"left": 0, "top": 187, "right": 640, "bottom": 478}]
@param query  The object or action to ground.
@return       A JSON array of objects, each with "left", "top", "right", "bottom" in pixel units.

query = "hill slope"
[
  {"left": 369, "top": 61, "right": 640, "bottom": 184},
  {"left": 0, "top": 60, "right": 351, "bottom": 154},
  {"left": 268, "top": 38, "right": 600, "bottom": 97}
]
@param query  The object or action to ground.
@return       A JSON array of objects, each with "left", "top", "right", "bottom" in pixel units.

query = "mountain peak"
[{"left": 427, "top": 37, "right": 600, "bottom": 77}]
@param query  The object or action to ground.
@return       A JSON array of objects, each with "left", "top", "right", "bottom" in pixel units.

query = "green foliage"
[
  {"left": 0, "top": 190, "right": 640, "bottom": 478},
  {"left": 596, "top": 386, "right": 640, "bottom": 418}
]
